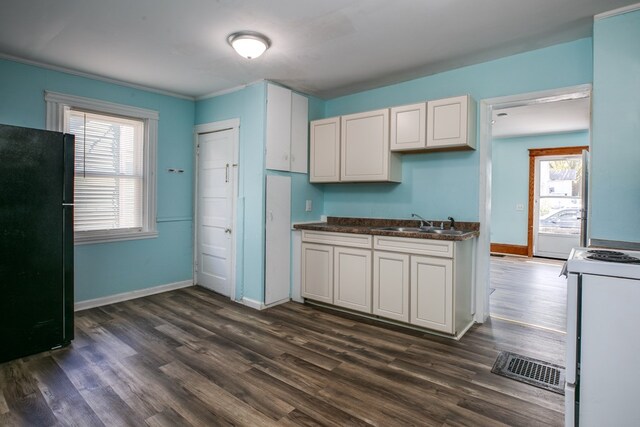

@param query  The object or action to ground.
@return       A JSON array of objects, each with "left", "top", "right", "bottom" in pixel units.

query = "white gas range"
[{"left": 564, "top": 247, "right": 640, "bottom": 426}]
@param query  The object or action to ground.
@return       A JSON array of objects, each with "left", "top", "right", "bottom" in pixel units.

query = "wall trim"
[
  {"left": 490, "top": 243, "right": 529, "bottom": 256},
  {"left": 594, "top": 3, "right": 640, "bottom": 20},
  {"left": 75, "top": 280, "right": 194, "bottom": 311}
]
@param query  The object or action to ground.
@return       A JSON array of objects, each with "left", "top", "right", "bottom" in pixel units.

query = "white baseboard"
[
  {"left": 239, "top": 297, "right": 265, "bottom": 310},
  {"left": 75, "top": 280, "right": 194, "bottom": 311},
  {"left": 239, "top": 296, "right": 290, "bottom": 310}
]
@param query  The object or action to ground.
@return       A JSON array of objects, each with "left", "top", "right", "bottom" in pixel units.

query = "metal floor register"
[{"left": 491, "top": 351, "right": 565, "bottom": 395}]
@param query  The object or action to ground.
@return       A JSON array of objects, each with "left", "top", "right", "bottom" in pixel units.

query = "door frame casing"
[
  {"left": 193, "top": 119, "right": 240, "bottom": 301},
  {"left": 477, "top": 83, "right": 591, "bottom": 322},
  {"left": 528, "top": 146, "right": 589, "bottom": 257}
]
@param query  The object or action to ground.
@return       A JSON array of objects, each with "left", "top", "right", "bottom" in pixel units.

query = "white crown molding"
[
  {"left": 196, "top": 79, "right": 266, "bottom": 101},
  {"left": 0, "top": 53, "right": 195, "bottom": 101},
  {"left": 74, "top": 280, "right": 193, "bottom": 311},
  {"left": 594, "top": 2, "right": 640, "bottom": 20}
]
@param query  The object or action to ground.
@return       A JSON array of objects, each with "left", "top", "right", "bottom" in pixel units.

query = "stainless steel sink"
[
  {"left": 373, "top": 226, "right": 465, "bottom": 235},
  {"left": 374, "top": 226, "right": 424, "bottom": 232},
  {"left": 430, "top": 229, "right": 464, "bottom": 235}
]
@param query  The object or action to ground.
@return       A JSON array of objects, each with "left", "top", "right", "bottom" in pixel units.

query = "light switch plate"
[
  {"left": 516, "top": 203, "right": 524, "bottom": 211},
  {"left": 305, "top": 200, "right": 312, "bottom": 212}
]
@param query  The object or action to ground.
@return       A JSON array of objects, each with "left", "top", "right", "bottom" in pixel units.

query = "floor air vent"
[{"left": 491, "top": 351, "right": 565, "bottom": 394}]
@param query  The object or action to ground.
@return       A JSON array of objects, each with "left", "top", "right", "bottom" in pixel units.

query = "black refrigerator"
[{"left": 0, "top": 123, "right": 74, "bottom": 364}]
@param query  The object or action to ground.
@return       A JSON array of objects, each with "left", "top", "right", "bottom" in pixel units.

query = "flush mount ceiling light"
[{"left": 227, "top": 31, "right": 271, "bottom": 59}]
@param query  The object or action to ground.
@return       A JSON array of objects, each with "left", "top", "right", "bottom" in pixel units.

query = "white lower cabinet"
[
  {"left": 301, "top": 243, "right": 333, "bottom": 304},
  {"left": 373, "top": 251, "right": 410, "bottom": 322},
  {"left": 333, "top": 247, "right": 372, "bottom": 313},
  {"left": 300, "top": 231, "right": 474, "bottom": 337},
  {"left": 410, "top": 255, "right": 453, "bottom": 333}
]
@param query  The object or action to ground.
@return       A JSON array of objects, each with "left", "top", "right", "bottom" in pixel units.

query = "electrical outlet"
[
  {"left": 516, "top": 203, "right": 524, "bottom": 211},
  {"left": 305, "top": 200, "right": 312, "bottom": 212}
]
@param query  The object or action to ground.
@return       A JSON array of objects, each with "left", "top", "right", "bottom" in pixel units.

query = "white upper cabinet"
[
  {"left": 265, "top": 83, "right": 309, "bottom": 172},
  {"left": 340, "top": 109, "right": 401, "bottom": 182},
  {"left": 426, "top": 95, "right": 476, "bottom": 150},
  {"left": 290, "top": 92, "right": 309, "bottom": 173},
  {"left": 310, "top": 117, "right": 341, "bottom": 182},
  {"left": 390, "top": 103, "right": 426, "bottom": 151}
]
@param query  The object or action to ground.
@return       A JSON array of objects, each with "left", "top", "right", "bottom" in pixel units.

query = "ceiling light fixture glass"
[{"left": 227, "top": 31, "right": 271, "bottom": 59}]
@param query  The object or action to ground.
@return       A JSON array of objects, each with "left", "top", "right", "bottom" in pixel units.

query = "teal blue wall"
[
  {"left": 0, "top": 58, "right": 195, "bottom": 302},
  {"left": 491, "top": 131, "right": 589, "bottom": 246},
  {"left": 322, "top": 38, "right": 593, "bottom": 222},
  {"left": 591, "top": 10, "right": 640, "bottom": 243}
]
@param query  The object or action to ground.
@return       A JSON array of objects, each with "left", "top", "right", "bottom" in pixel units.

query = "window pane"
[
  {"left": 67, "top": 109, "right": 145, "bottom": 233},
  {"left": 539, "top": 158, "right": 582, "bottom": 197}
]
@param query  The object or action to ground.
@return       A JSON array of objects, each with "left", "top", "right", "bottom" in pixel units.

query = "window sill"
[{"left": 74, "top": 230, "right": 159, "bottom": 245}]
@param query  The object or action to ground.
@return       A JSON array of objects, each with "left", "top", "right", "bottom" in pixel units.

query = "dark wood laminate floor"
[
  {"left": 490, "top": 255, "right": 567, "bottom": 333},
  {"left": 1, "top": 286, "right": 564, "bottom": 426}
]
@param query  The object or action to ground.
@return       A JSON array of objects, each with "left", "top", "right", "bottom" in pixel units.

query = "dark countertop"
[{"left": 294, "top": 216, "right": 479, "bottom": 241}]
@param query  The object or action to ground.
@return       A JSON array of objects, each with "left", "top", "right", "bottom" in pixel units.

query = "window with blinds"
[
  {"left": 67, "top": 110, "right": 144, "bottom": 233},
  {"left": 45, "top": 90, "right": 158, "bottom": 244}
]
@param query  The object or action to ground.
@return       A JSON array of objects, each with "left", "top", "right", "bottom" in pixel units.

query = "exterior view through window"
[{"left": 67, "top": 110, "right": 144, "bottom": 233}]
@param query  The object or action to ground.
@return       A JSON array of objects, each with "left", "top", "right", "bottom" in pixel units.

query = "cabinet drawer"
[
  {"left": 374, "top": 235, "right": 453, "bottom": 258},
  {"left": 302, "top": 230, "right": 372, "bottom": 248}
]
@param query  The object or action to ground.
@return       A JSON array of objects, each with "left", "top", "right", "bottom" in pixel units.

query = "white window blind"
[{"left": 68, "top": 110, "right": 144, "bottom": 233}]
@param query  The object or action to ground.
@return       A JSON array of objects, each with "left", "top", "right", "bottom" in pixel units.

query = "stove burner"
[
  {"left": 586, "top": 253, "right": 640, "bottom": 264},
  {"left": 587, "top": 250, "right": 625, "bottom": 256}
]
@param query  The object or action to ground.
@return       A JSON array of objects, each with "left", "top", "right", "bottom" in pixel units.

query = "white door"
[
  {"left": 265, "top": 175, "right": 291, "bottom": 305},
  {"left": 533, "top": 155, "right": 582, "bottom": 259},
  {"left": 196, "top": 129, "right": 237, "bottom": 296}
]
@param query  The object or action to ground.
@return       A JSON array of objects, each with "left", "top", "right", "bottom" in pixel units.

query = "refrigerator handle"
[{"left": 566, "top": 273, "right": 579, "bottom": 384}]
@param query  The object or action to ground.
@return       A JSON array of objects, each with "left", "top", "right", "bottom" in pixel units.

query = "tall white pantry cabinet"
[{"left": 264, "top": 83, "right": 308, "bottom": 306}]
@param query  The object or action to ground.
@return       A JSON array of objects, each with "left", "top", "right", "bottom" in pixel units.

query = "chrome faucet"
[
  {"left": 448, "top": 216, "right": 456, "bottom": 230},
  {"left": 411, "top": 213, "right": 433, "bottom": 228}
]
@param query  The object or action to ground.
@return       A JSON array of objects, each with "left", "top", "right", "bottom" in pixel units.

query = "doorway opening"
[{"left": 477, "top": 84, "right": 591, "bottom": 337}]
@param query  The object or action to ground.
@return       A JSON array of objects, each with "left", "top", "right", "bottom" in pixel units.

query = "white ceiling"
[
  {"left": 0, "top": 0, "right": 636, "bottom": 99},
  {"left": 492, "top": 97, "right": 591, "bottom": 139}
]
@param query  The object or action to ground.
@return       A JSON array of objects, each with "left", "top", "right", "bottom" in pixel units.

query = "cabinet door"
[
  {"left": 390, "top": 103, "right": 426, "bottom": 151},
  {"left": 341, "top": 109, "right": 390, "bottom": 181},
  {"left": 301, "top": 243, "right": 333, "bottom": 303},
  {"left": 426, "top": 95, "right": 472, "bottom": 149},
  {"left": 266, "top": 84, "right": 292, "bottom": 171},
  {"left": 373, "top": 251, "right": 409, "bottom": 322},
  {"left": 265, "top": 175, "right": 291, "bottom": 305},
  {"left": 333, "top": 247, "right": 372, "bottom": 313},
  {"left": 310, "top": 117, "right": 340, "bottom": 182},
  {"left": 410, "top": 255, "right": 453, "bottom": 333},
  {"left": 290, "top": 92, "right": 309, "bottom": 174}
]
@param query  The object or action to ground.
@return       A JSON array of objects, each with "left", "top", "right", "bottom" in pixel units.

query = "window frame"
[{"left": 45, "top": 91, "right": 158, "bottom": 244}]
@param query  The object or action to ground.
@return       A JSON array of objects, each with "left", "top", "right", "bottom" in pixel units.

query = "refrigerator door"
[
  {"left": 62, "top": 133, "right": 75, "bottom": 343},
  {"left": 0, "top": 124, "right": 72, "bottom": 363}
]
